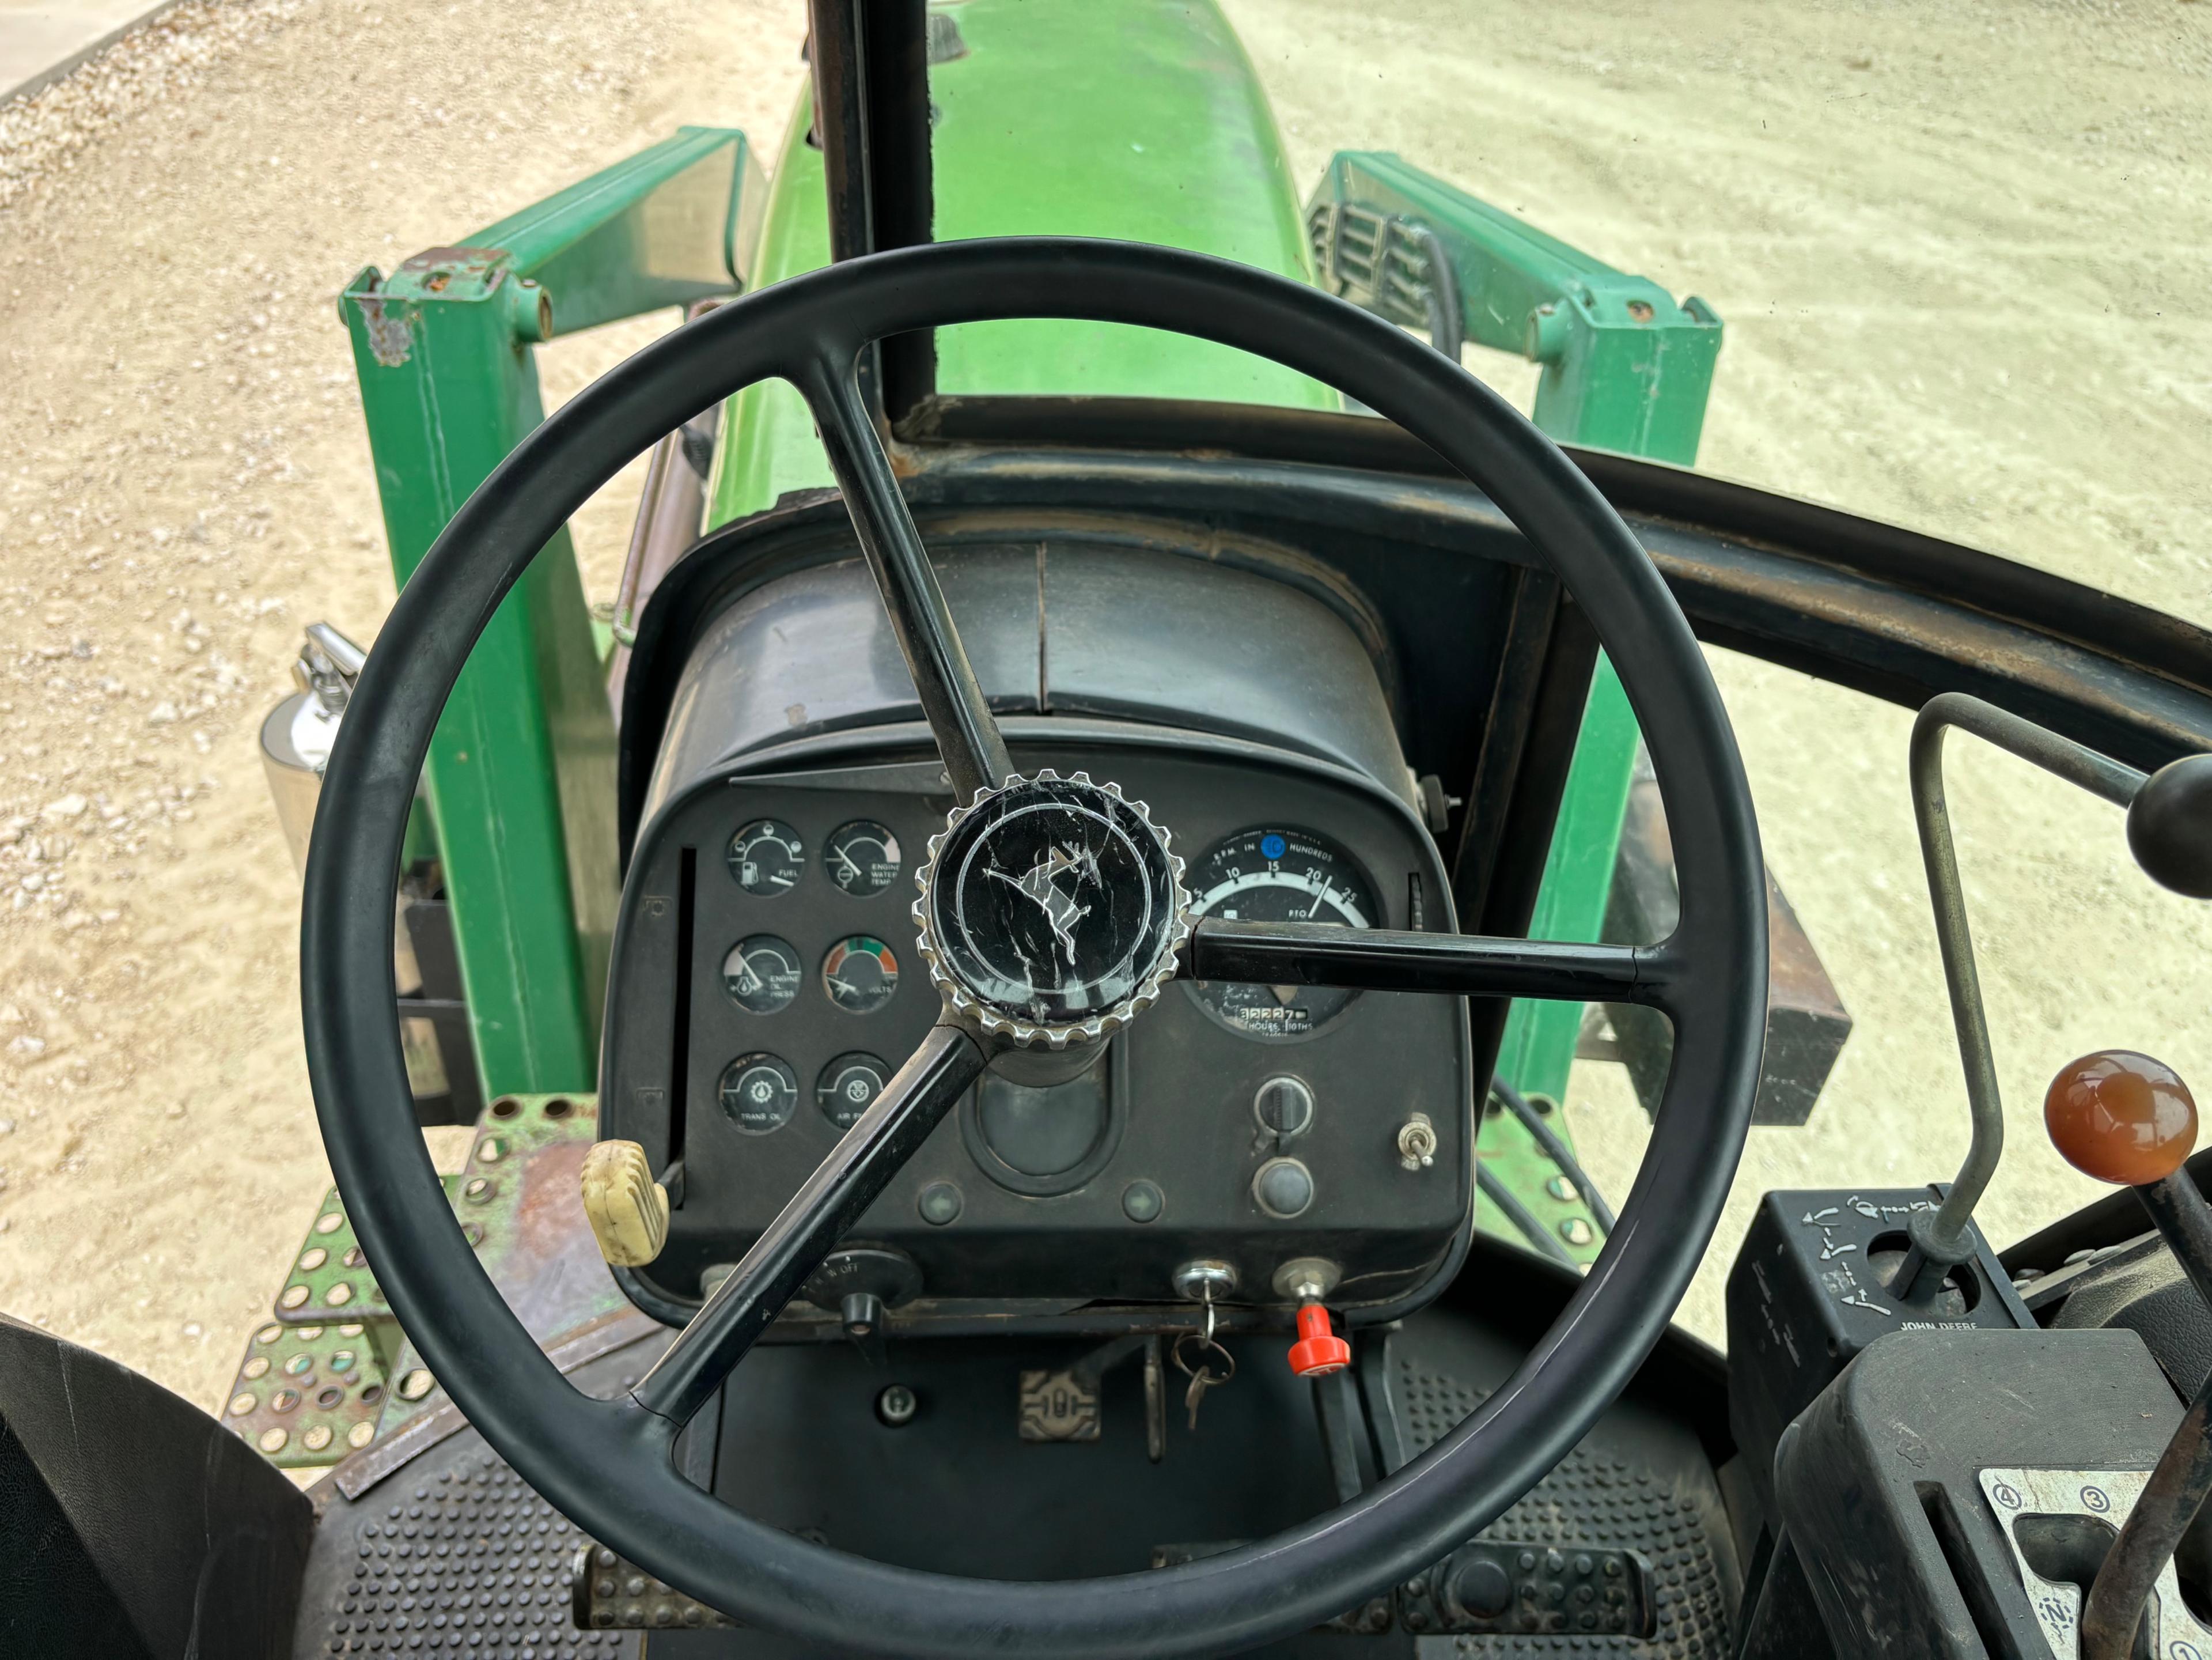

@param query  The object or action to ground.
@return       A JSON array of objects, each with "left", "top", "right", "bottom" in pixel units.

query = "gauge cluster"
[{"left": 602, "top": 743, "right": 1471, "bottom": 1323}]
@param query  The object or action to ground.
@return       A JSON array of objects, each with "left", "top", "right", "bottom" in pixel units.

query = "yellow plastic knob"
[
  {"left": 579, "top": 1140, "right": 669, "bottom": 1266},
  {"left": 2045, "top": 1050, "right": 2198, "bottom": 1186}
]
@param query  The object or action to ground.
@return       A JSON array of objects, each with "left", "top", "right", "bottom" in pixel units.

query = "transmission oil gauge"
[
  {"left": 824, "top": 820, "right": 902, "bottom": 896},
  {"left": 1187, "top": 827, "right": 1379, "bottom": 1038},
  {"left": 728, "top": 819, "right": 804, "bottom": 895},
  {"left": 823, "top": 936, "right": 899, "bottom": 1014},
  {"left": 724, "top": 935, "right": 802, "bottom": 1014},
  {"left": 719, "top": 1053, "right": 798, "bottom": 1133}
]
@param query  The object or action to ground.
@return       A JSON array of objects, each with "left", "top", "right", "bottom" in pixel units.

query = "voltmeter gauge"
[
  {"left": 1185, "top": 827, "right": 1380, "bottom": 1039},
  {"left": 822, "top": 936, "right": 899, "bottom": 1014},
  {"left": 816, "top": 1052, "right": 890, "bottom": 1130},
  {"left": 723, "top": 935, "right": 802, "bottom": 1014},
  {"left": 718, "top": 1053, "right": 798, "bottom": 1134},
  {"left": 824, "top": 820, "right": 902, "bottom": 896},
  {"left": 727, "top": 819, "right": 804, "bottom": 895}
]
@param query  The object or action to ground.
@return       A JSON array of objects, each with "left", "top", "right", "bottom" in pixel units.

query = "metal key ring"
[{"left": 1171, "top": 1332, "right": 1237, "bottom": 1386}]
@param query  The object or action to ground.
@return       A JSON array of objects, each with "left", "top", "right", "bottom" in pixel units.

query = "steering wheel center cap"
[{"left": 913, "top": 770, "right": 1189, "bottom": 1049}]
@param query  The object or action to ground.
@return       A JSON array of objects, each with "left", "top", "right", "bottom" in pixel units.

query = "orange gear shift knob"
[
  {"left": 2045, "top": 1049, "right": 2198, "bottom": 1186},
  {"left": 1286, "top": 1303, "right": 1351, "bottom": 1377}
]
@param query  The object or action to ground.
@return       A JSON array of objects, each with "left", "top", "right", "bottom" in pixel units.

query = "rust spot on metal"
[{"left": 357, "top": 296, "right": 412, "bottom": 368}]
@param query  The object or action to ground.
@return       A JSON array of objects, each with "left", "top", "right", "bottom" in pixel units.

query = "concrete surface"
[{"left": 1, "top": 0, "right": 178, "bottom": 104}]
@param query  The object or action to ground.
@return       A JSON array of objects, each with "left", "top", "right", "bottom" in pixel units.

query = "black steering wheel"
[{"left": 302, "top": 239, "right": 1766, "bottom": 1658}]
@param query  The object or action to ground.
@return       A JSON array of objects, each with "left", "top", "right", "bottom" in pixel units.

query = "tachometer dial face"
[
  {"left": 816, "top": 1052, "right": 890, "bottom": 1130},
  {"left": 1186, "top": 827, "right": 1379, "bottom": 1038},
  {"left": 822, "top": 936, "right": 899, "bottom": 1014},
  {"left": 727, "top": 819, "right": 804, "bottom": 896},
  {"left": 824, "top": 820, "right": 902, "bottom": 897},
  {"left": 723, "top": 935, "right": 802, "bottom": 1014},
  {"left": 718, "top": 1053, "right": 798, "bottom": 1134}
]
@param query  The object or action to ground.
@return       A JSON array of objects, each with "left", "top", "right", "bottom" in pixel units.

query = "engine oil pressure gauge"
[
  {"left": 724, "top": 935, "right": 802, "bottom": 1014},
  {"left": 1187, "top": 827, "right": 1379, "bottom": 1039}
]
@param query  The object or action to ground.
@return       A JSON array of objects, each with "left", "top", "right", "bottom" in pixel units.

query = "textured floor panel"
[
  {"left": 296, "top": 1431, "right": 639, "bottom": 1660},
  {"left": 1398, "top": 1359, "right": 1731, "bottom": 1660}
]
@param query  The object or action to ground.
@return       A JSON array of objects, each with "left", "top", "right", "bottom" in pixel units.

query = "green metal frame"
[
  {"left": 341, "top": 126, "right": 766, "bottom": 1095},
  {"left": 1305, "top": 152, "right": 1722, "bottom": 1263}
]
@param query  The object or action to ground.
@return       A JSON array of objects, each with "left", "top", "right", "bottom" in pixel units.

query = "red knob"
[
  {"left": 2046, "top": 1049, "right": 2198, "bottom": 1186},
  {"left": 1286, "top": 1303, "right": 1351, "bottom": 1377}
]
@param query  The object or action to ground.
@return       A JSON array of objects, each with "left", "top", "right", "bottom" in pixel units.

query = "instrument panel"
[{"left": 604, "top": 733, "right": 1472, "bottom": 1324}]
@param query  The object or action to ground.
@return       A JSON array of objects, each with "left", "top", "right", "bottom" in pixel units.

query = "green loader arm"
[{"left": 339, "top": 127, "right": 767, "bottom": 1098}]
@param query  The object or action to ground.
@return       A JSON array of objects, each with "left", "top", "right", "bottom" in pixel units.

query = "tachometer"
[{"left": 1186, "top": 827, "right": 1379, "bottom": 1038}]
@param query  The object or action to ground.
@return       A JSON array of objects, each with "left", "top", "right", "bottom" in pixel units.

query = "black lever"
[{"left": 2044, "top": 1049, "right": 2212, "bottom": 1660}]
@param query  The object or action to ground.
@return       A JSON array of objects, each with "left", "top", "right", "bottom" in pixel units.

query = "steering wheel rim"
[{"left": 302, "top": 237, "right": 1766, "bottom": 1658}]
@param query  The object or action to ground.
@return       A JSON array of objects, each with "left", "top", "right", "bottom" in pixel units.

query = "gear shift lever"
[{"left": 2045, "top": 1049, "right": 2212, "bottom": 1660}]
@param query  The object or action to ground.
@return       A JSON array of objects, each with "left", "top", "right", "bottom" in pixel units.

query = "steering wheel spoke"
[
  {"left": 1185, "top": 915, "right": 1669, "bottom": 1005},
  {"left": 799, "top": 353, "right": 1014, "bottom": 804},
  {"left": 630, "top": 1023, "right": 985, "bottom": 1428}
]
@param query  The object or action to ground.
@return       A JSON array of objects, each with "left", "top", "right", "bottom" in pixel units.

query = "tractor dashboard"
[{"left": 601, "top": 540, "right": 1474, "bottom": 1330}]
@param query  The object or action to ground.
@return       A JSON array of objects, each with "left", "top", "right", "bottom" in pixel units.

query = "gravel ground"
[
  {"left": 0, "top": 0, "right": 808, "bottom": 1413},
  {"left": 1, "top": 0, "right": 2207, "bottom": 1409}
]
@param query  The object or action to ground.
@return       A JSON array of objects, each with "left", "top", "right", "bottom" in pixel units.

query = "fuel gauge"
[{"left": 727, "top": 819, "right": 804, "bottom": 896}]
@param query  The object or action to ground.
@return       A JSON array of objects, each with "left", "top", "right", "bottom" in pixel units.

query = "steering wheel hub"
[{"left": 911, "top": 770, "right": 1189, "bottom": 1049}]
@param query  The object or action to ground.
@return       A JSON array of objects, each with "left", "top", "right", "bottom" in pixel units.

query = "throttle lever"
[{"left": 2044, "top": 1049, "right": 2212, "bottom": 1660}]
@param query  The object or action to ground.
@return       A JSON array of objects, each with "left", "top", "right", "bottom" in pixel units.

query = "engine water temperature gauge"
[{"left": 824, "top": 820, "right": 903, "bottom": 897}]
